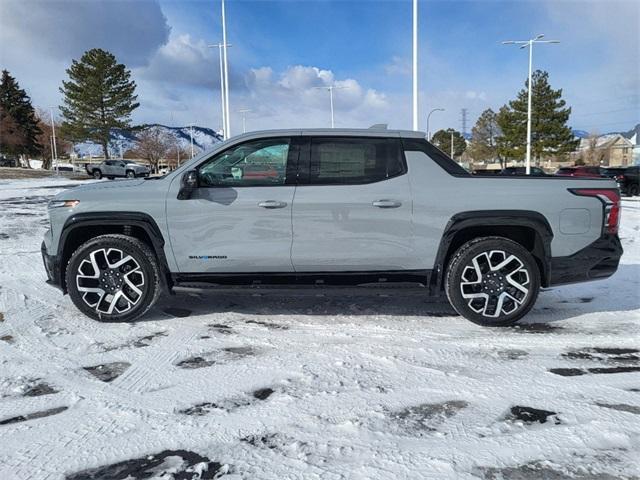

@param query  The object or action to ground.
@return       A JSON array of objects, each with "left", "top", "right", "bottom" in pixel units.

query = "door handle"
[
  {"left": 258, "top": 200, "right": 288, "bottom": 209},
  {"left": 372, "top": 199, "right": 402, "bottom": 208}
]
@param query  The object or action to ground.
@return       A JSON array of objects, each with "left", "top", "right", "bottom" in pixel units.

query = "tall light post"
[
  {"left": 189, "top": 124, "right": 195, "bottom": 158},
  {"left": 49, "top": 107, "right": 59, "bottom": 174},
  {"left": 208, "top": 42, "right": 232, "bottom": 140},
  {"left": 450, "top": 130, "right": 454, "bottom": 160},
  {"left": 426, "top": 108, "right": 444, "bottom": 141},
  {"left": 412, "top": 0, "right": 418, "bottom": 131},
  {"left": 314, "top": 85, "right": 348, "bottom": 128},
  {"left": 221, "top": 0, "right": 231, "bottom": 138},
  {"left": 238, "top": 109, "right": 251, "bottom": 133},
  {"left": 502, "top": 34, "right": 559, "bottom": 174}
]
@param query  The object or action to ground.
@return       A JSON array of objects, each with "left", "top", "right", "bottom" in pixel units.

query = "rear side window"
[
  {"left": 402, "top": 139, "right": 470, "bottom": 176},
  {"left": 307, "top": 137, "right": 405, "bottom": 185}
]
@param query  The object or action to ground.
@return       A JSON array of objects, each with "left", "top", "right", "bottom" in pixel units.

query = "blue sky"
[{"left": 1, "top": 0, "right": 638, "bottom": 136}]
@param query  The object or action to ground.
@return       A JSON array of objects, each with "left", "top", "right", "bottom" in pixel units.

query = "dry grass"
[{"left": 0, "top": 168, "right": 90, "bottom": 180}]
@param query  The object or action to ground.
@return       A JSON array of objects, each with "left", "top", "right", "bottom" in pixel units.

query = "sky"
[{"left": 0, "top": 0, "right": 638, "bottom": 137}]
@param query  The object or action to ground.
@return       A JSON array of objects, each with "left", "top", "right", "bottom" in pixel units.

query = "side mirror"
[{"left": 178, "top": 170, "right": 198, "bottom": 200}]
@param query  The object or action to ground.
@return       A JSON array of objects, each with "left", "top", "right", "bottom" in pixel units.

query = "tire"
[
  {"left": 126, "top": 170, "right": 135, "bottom": 178},
  {"left": 445, "top": 236, "right": 540, "bottom": 327},
  {"left": 92, "top": 170, "right": 102, "bottom": 179},
  {"left": 65, "top": 234, "right": 161, "bottom": 322},
  {"left": 630, "top": 184, "right": 639, "bottom": 197}
]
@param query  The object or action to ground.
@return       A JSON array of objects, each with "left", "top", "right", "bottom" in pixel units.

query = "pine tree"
[
  {"left": 59, "top": 48, "right": 139, "bottom": 159},
  {"left": 468, "top": 108, "right": 503, "bottom": 167},
  {"left": 431, "top": 128, "right": 466, "bottom": 159},
  {"left": 0, "top": 70, "right": 42, "bottom": 159},
  {"left": 496, "top": 70, "right": 578, "bottom": 163}
]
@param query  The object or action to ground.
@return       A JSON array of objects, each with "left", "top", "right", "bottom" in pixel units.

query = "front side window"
[
  {"left": 198, "top": 138, "right": 290, "bottom": 187},
  {"left": 308, "top": 137, "right": 404, "bottom": 185}
]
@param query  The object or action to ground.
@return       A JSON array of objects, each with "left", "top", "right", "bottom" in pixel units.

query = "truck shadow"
[{"left": 141, "top": 264, "right": 639, "bottom": 325}]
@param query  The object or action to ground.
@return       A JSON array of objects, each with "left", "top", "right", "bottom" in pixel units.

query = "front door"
[
  {"left": 166, "top": 137, "right": 297, "bottom": 273},
  {"left": 291, "top": 136, "right": 415, "bottom": 272}
]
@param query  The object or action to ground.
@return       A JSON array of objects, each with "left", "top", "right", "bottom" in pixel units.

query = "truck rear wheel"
[
  {"left": 65, "top": 234, "right": 161, "bottom": 322},
  {"left": 445, "top": 236, "right": 540, "bottom": 327}
]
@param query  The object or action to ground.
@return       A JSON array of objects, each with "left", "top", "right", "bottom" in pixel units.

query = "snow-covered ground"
[{"left": 0, "top": 177, "right": 638, "bottom": 480}]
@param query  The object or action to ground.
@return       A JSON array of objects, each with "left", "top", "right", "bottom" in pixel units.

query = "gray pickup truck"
[
  {"left": 85, "top": 160, "right": 150, "bottom": 180},
  {"left": 42, "top": 128, "right": 623, "bottom": 326}
]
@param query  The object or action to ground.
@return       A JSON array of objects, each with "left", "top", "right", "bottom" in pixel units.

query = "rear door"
[
  {"left": 291, "top": 136, "right": 415, "bottom": 272},
  {"left": 166, "top": 136, "right": 299, "bottom": 273}
]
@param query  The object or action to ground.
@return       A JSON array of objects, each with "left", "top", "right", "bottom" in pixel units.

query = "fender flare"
[
  {"left": 57, "top": 212, "right": 171, "bottom": 292},
  {"left": 430, "top": 210, "right": 554, "bottom": 293}
]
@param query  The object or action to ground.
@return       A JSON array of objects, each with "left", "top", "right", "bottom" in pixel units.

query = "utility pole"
[
  {"left": 502, "top": 34, "right": 559, "bottom": 174},
  {"left": 460, "top": 108, "right": 468, "bottom": 137},
  {"left": 221, "top": 0, "right": 231, "bottom": 138},
  {"left": 426, "top": 108, "right": 444, "bottom": 141},
  {"left": 49, "top": 107, "right": 58, "bottom": 174},
  {"left": 412, "top": 0, "right": 418, "bottom": 130},
  {"left": 238, "top": 109, "right": 251, "bottom": 133},
  {"left": 314, "top": 86, "right": 348, "bottom": 128},
  {"left": 208, "top": 43, "right": 232, "bottom": 139}
]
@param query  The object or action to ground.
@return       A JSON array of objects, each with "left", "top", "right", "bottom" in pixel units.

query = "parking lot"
[{"left": 0, "top": 177, "right": 639, "bottom": 479}]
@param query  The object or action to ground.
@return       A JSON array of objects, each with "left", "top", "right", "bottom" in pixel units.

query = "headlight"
[{"left": 48, "top": 199, "right": 80, "bottom": 209}]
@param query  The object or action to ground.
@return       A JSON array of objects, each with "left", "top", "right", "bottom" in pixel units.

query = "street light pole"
[
  {"left": 450, "top": 130, "right": 454, "bottom": 160},
  {"left": 207, "top": 42, "right": 232, "bottom": 140},
  {"left": 426, "top": 108, "right": 444, "bottom": 141},
  {"left": 238, "top": 109, "right": 251, "bottom": 133},
  {"left": 49, "top": 107, "right": 58, "bottom": 174},
  {"left": 412, "top": 0, "right": 418, "bottom": 130},
  {"left": 502, "top": 34, "right": 559, "bottom": 174},
  {"left": 221, "top": 0, "right": 231, "bottom": 138},
  {"left": 314, "top": 86, "right": 348, "bottom": 128},
  {"left": 190, "top": 124, "right": 195, "bottom": 158}
]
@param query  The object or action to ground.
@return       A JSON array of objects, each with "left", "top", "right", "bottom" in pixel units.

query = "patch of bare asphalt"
[
  {"left": 245, "top": 319, "right": 289, "bottom": 330},
  {"left": 97, "top": 331, "right": 167, "bottom": 352},
  {"left": 551, "top": 347, "right": 640, "bottom": 376},
  {"left": 388, "top": 400, "right": 468, "bottom": 433},
  {"left": 180, "top": 387, "right": 276, "bottom": 415},
  {"left": 595, "top": 403, "right": 640, "bottom": 415},
  {"left": 506, "top": 406, "right": 560, "bottom": 425},
  {"left": 497, "top": 349, "right": 529, "bottom": 360},
  {"left": 65, "top": 449, "right": 227, "bottom": 480},
  {"left": 478, "top": 462, "right": 622, "bottom": 480},
  {"left": 1, "top": 334, "right": 14, "bottom": 344},
  {"left": 562, "top": 347, "right": 640, "bottom": 363},
  {"left": 0, "top": 406, "right": 68, "bottom": 426},
  {"left": 175, "top": 346, "right": 258, "bottom": 370},
  {"left": 550, "top": 366, "right": 640, "bottom": 376},
  {"left": 83, "top": 362, "right": 131, "bottom": 382},
  {"left": 208, "top": 323, "right": 234, "bottom": 335}
]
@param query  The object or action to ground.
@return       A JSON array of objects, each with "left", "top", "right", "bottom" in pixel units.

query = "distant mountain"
[
  {"left": 572, "top": 129, "right": 590, "bottom": 139},
  {"left": 73, "top": 124, "right": 223, "bottom": 159},
  {"left": 572, "top": 124, "right": 640, "bottom": 144}
]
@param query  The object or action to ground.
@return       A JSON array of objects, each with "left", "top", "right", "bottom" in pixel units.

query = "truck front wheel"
[
  {"left": 445, "top": 236, "right": 540, "bottom": 327},
  {"left": 92, "top": 170, "right": 102, "bottom": 179},
  {"left": 65, "top": 234, "right": 161, "bottom": 322}
]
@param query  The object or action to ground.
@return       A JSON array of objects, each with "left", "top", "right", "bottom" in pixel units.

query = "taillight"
[{"left": 570, "top": 188, "right": 621, "bottom": 235}]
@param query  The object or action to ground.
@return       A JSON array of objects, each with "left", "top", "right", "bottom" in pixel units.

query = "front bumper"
[
  {"left": 549, "top": 235, "right": 623, "bottom": 286},
  {"left": 41, "top": 241, "right": 63, "bottom": 291}
]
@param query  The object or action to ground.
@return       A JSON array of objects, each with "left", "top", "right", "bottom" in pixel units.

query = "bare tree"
[
  {"left": 35, "top": 109, "right": 71, "bottom": 170},
  {"left": 582, "top": 132, "right": 600, "bottom": 166},
  {"left": 131, "top": 126, "right": 171, "bottom": 173}
]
